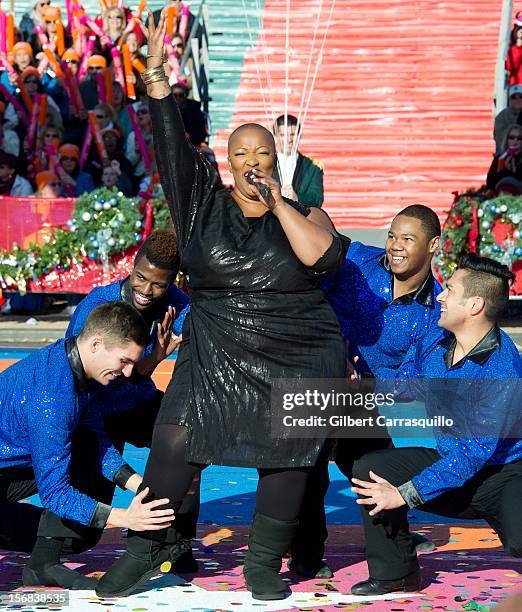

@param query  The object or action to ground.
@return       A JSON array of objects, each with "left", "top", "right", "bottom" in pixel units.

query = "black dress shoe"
[
  {"left": 171, "top": 550, "right": 199, "bottom": 573},
  {"left": 23, "top": 564, "right": 97, "bottom": 590},
  {"left": 351, "top": 569, "right": 421, "bottom": 596},
  {"left": 288, "top": 558, "right": 333, "bottom": 579}
]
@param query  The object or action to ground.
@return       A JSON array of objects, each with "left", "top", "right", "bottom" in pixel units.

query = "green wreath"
[{"left": 435, "top": 190, "right": 522, "bottom": 280}]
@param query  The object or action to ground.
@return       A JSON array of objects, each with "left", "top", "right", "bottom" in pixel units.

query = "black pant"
[
  {"left": 293, "top": 436, "right": 393, "bottom": 563},
  {"left": 352, "top": 447, "right": 522, "bottom": 580},
  {"left": 0, "top": 392, "right": 165, "bottom": 554},
  {"left": 142, "top": 424, "right": 311, "bottom": 524}
]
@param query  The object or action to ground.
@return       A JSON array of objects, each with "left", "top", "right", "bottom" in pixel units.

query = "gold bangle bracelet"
[
  {"left": 142, "top": 66, "right": 166, "bottom": 78},
  {"left": 144, "top": 74, "right": 168, "bottom": 85}
]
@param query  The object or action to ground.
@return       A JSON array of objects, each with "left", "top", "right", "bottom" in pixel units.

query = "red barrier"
[
  {"left": 29, "top": 246, "right": 138, "bottom": 294},
  {"left": 0, "top": 196, "right": 133, "bottom": 294},
  {"left": 0, "top": 196, "right": 75, "bottom": 250}
]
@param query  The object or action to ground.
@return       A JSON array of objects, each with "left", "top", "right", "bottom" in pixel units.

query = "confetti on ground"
[{"left": 0, "top": 524, "right": 521, "bottom": 611}]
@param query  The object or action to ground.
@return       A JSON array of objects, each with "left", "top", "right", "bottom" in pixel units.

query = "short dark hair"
[
  {"left": 458, "top": 253, "right": 514, "bottom": 321},
  {"left": 395, "top": 204, "right": 441, "bottom": 240},
  {"left": 275, "top": 114, "right": 299, "bottom": 129},
  {"left": 78, "top": 301, "right": 149, "bottom": 347},
  {"left": 134, "top": 229, "right": 179, "bottom": 272}
]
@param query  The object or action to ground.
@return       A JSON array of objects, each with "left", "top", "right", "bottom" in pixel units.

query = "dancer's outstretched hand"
[
  {"left": 122, "top": 487, "right": 175, "bottom": 531},
  {"left": 154, "top": 306, "right": 181, "bottom": 361}
]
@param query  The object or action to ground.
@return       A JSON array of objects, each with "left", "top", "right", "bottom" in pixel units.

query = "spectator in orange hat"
[
  {"left": 62, "top": 49, "right": 80, "bottom": 77},
  {"left": 14, "top": 42, "right": 34, "bottom": 72},
  {"left": 0, "top": 42, "right": 34, "bottom": 94},
  {"left": 35, "top": 171, "right": 62, "bottom": 197},
  {"left": 29, "top": 6, "right": 69, "bottom": 55},
  {"left": 87, "top": 55, "right": 107, "bottom": 75},
  {"left": 0, "top": 151, "right": 33, "bottom": 197},
  {"left": 79, "top": 56, "right": 108, "bottom": 110},
  {"left": 58, "top": 144, "right": 95, "bottom": 196}
]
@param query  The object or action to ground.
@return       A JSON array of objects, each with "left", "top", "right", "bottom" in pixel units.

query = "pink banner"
[{"left": 0, "top": 196, "right": 75, "bottom": 250}]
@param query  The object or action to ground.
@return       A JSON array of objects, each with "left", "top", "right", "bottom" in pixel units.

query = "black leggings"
[{"left": 143, "top": 424, "right": 310, "bottom": 521}]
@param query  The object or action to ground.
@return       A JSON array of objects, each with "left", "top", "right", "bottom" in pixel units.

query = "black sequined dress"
[{"left": 150, "top": 95, "right": 347, "bottom": 468}]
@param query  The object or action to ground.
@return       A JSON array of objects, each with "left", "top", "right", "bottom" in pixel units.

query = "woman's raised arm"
[{"left": 145, "top": 10, "right": 196, "bottom": 248}]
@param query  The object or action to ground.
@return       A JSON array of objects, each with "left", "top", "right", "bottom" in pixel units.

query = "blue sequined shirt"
[
  {"left": 323, "top": 241, "right": 442, "bottom": 377},
  {"left": 396, "top": 327, "right": 522, "bottom": 505},
  {"left": 0, "top": 339, "right": 124, "bottom": 526}
]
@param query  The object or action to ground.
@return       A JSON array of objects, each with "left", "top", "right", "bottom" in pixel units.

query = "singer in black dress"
[
  {"left": 152, "top": 121, "right": 347, "bottom": 468},
  {"left": 96, "top": 10, "right": 347, "bottom": 602}
]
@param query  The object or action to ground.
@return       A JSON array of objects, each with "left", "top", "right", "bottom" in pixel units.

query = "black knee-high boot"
[
  {"left": 243, "top": 513, "right": 299, "bottom": 601},
  {"left": 95, "top": 527, "right": 191, "bottom": 597},
  {"left": 23, "top": 536, "right": 97, "bottom": 589}
]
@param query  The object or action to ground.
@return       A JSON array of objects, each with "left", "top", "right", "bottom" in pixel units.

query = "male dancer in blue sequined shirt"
[
  {"left": 31, "top": 229, "right": 196, "bottom": 584},
  {"left": 0, "top": 302, "right": 175, "bottom": 590},
  {"left": 291, "top": 205, "right": 442, "bottom": 578},
  {"left": 350, "top": 254, "right": 522, "bottom": 596}
]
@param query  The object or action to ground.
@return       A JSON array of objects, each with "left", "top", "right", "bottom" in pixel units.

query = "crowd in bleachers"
[
  {"left": 488, "top": 11, "right": 522, "bottom": 194},
  {"left": 0, "top": 0, "right": 210, "bottom": 198}
]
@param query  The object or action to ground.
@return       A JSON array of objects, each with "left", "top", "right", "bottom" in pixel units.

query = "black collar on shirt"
[
  {"left": 379, "top": 254, "right": 435, "bottom": 307},
  {"left": 440, "top": 325, "right": 501, "bottom": 369},
  {"left": 65, "top": 336, "right": 89, "bottom": 393}
]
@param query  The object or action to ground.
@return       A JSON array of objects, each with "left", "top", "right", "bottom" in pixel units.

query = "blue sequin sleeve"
[
  {"left": 27, "top": 392, "right": 99, "bottom": 526},
  {"left": 412, "top": 379, "right": 520, "bottom": 502}
]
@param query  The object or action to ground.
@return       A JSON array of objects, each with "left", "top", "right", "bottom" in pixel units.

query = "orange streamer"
[
  {"left": 55, "top": 21, "right": 65, "bottom": 57},
  {"left": 6, "top": 13, "right": 14, "bottom": 53},
  {"left": 88, "top": 110, "right": 110, "bottom": 166},
  {"left": 166, "top": 5, "right": 178, "bottom": 38},
  {"left": 104, "top": 68, "right": 113, "bottom": 106},
  {"left": 38, "top": 94, "right": 48, "bottom": 127},
  {"left": 131, "top": 57, "right": 146, "bottom": 73},
  {"left": 44, "top": 49, "right": 64, "bottom": 78},
  {"left": 121, "top": 43, "right": 136, "bottom": 99},
  {"left": 136, "top": 0, "right": 146, "bottom": 20}
]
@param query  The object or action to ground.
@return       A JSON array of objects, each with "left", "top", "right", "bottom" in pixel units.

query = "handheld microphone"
[{"left": 244, "top": 170, "right": 271, "bottom": 201}]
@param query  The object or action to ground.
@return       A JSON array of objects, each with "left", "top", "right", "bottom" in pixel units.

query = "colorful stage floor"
[{"left": 0, "top": 522, "right": 521, "bottom": 611}]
